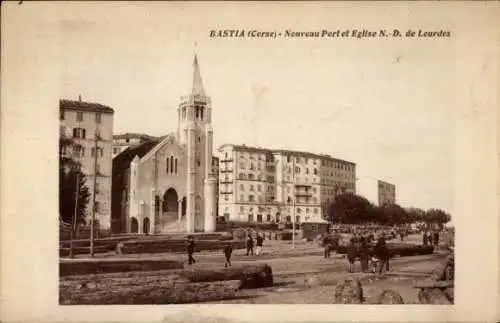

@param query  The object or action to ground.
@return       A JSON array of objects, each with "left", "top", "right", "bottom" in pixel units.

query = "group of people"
[
  {"left": 346, "top": 233, "right": 390, "bottom": 275},
  {"left": 423, "top": 230, "right": 440, "bottom": 247},
  {"left": 186, "top": 232, "right": 265, "bottom": 268}
]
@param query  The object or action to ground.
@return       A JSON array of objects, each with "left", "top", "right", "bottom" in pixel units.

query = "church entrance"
[
  {"left": 194, "top": 196, "right": 204, "bottom": 232},
  {"left": 162, "top": 188, "right": 179, "bottom": 229}
]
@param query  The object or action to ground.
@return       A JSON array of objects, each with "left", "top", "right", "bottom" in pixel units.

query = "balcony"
[
  {"left": 295, "top": 192, "right": 312, "bottom": 197},
  {"left": 219, "top": 158, "right": 234, "bottom": 163},
  {"left": 220, "top": 168, "right": 233, "bottom": 173},
  {"left": 219, "top": 191, "right": 234, "bottom": 195},
  {"left": 295, "top": 183, "right": 312, "bottom": 187},
  {"left": 220, "top": 180, "right": 233, "bottom": 184}
]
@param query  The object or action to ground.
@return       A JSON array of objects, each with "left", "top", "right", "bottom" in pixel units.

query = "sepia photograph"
[
  {"left": 1, "top": 1, "right": 499, "bottom": 322},
  {"left": 57, "top": 4, "right": 455, "bottom": 305}
]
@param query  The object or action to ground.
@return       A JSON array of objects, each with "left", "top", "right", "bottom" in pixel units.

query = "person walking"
[
  {"left": 223, "top": 242, "right": 233, "bottom": 268},
  {"left": 256, "top": 233, "right": 264, "bottom": 255},
  {"left": 433, "top": 231, "right": 440, "bottom": 248},
  {"left": 187, "top": 236, "right": 196, "bottom": 265},
  {"left": 359, "top": 236, "right": 370, "bottom": 273},
  {"left": 246, "top": 232, "right": 254, "bottom": 256},
  {"left": 323, "top": 235, "right": 331, "bottom": 259},
  {"left": 347, "top": 237, "right": 357, "bottom": 273},
  {"left": 373, "top": 235, "right": 389, "bottom": 276},
  {"left": 423, "top": 231, "right": 428, "bottom": 246},
  {"left": 427, "top": 231, "right": 433, "bottom": 247}
]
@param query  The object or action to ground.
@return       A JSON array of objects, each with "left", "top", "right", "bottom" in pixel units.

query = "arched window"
[
  {"left": 314, "top": 168, "right": 318, "bottom": 175},
  {"left": 200, "top": 107, "right": 204, "bottom": 120},
  {"left": 174, "top": 158, "right": 178, "bottom": 174},
  {"left": 166, "top": 157, "right": 169, "bottom": 173},
  {"left": 170, "top": 156, "right": 174, "bottom": 173}
]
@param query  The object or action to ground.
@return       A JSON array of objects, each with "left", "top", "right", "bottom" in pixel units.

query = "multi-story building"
[
  {"left": 59, "top": 97, "right": 114, "bottom": 229},
  {"left": 217, "top": 144, "right": 356, "bottom": 224},
  {"left": 357, "top": 177, "right": 396, "bottom": 206},
  {"left": 112, "top": 133, "right": 160, "bottom": 158}
]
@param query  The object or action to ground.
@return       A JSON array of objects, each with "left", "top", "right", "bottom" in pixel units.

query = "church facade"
[{"left": 111, "top": 55, "right": 217, "bottom": 234}]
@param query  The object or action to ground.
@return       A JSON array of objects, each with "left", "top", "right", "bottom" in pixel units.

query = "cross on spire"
[{"left": 191, "top": 54, "right": 206, "bottom": 97}]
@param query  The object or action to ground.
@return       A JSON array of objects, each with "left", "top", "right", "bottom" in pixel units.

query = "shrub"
[
  {"left": 334, "top": 278, "right": 364, "bottom": 304},
  {"left": 59, "top": 259, "right": 184, "bottom": 277}
]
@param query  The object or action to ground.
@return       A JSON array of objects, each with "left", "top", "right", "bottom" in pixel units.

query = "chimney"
[{"left": 78, "top": 95, "right": 82, "bottom": 102}]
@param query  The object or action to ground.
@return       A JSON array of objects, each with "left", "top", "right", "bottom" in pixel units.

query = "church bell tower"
[{"left": 177, "top": 55, "right": 216, "bottom": 233}]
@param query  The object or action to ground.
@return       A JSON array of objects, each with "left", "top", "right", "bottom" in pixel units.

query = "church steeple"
[{"left": 192, "top": 55, "right": 206, "bottom": 97}]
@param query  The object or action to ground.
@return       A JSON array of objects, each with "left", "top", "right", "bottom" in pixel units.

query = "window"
[
  {"left": 249, "top": 195, "right": 255, "bottom": 202},
  {"left": 250, "top": 163, "right": 254, "bottom": 170},
  {"left": 239, "top": 173, "right": 245, "bottom": 180},
  {"left": 95, "top": 113, "right": 101, "bottom": 123},
  {"left": 240, "top": 194, "right": 244, "bottom": 201},
  {"left": 182, "top": 108, "right": 186, "bottom": 119},
  {"left": 60, "top": 110, "right": 65, "bottom": 120},
  {"left": 73, "top": 145, "right": 84, "bottom": 158},
  {"left": 94, "top": 201, "right": 100, "bottom": 213},
  {"left": 240, "top": 206, "right": 244, "bottom": 213},
  {"left": 296, "top": 157, "right": 299, "bottom": 163},
  {"left": 200, "top": 107, "right": 204, "bottom": 120},
  {"left": 166, "top": 158, "right": 170, "bottom": 173},
  {"left": 286, "top": 216, "right": 291, "bottom": 223},
  {"left": 240, "top": 163, "right": 245, "bottom": 169},
  {"left": 314, "top": 168, "right": 318, "bottom": 175},
  {"left": 314, "top": 208, "right": 318, "bottom": 213},
  {"left": 287, "top": 196, "right": 292, "bottom": 204},
  {"left": 287, "top": 187, "right": 291, "bottom": 193},
  {"left": 266, "top": 214, "right": 271, "bottom": 222},
  {"left": 306, "top": 168, "right": 309, "bottom": 174},
  {"left": 197, "top": 159, "right": 200, "bottom": 167},
  {"left": 73, "top": 128, "right": 86, "bottom": 139},
  {"left": 248, "top": 214, "right": 254, "bottom": 222},
  {"left": 250, "top": 185, "right": 254, "bottom": 191},
  {"left": 76, "top": 112, "right": 83, "bottom": 122},
  {"left": 91, "top": 147, "right": 103, "bottom": 158},
  {"left": 257, "top": 185, "right": 261, "bottom": 192},
  {"left": 257, "top": 214, "right": 263, "bottom": 223},
  {"left": 95, "top": 182, "right": 100, "bottom": 193},
  {"left": 240, "top": 184, "right": 244, "bottom": 190},
  {"left": 297, "top": 208, "right": 301, "bottom": 214},
  {"left": 170, "top": 156, "right": 174, "bottom": 173},
  {"left": 175, "top": 159, "right": 178, "bottom": 173},
  {"left": 113, "top": 147, "right": 119, "bottom": 154},
  {"left": 224, "top": 195, "right": 229, "bottom": 201},
  {"left": 296, "top": 216, "right": 300, "bottom": 223},
  {"left": 248, "top": 174, "right": 254, "bottom": 180}
]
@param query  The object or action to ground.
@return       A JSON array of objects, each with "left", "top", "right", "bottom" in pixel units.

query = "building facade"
[
  {"left": 111, "top": 55, "right": 217, "bottom": 234},
  {"left": 59, "top": 98, "right": 114, "bottom": 229},
  {"left": 217, "top": 144, "right": 356, "bottom": 224},
  {"left": 112, "top": 133, "right": 160, "bottom": 158},
  {"left": 357, "top": 177, "right": 396, "bottom": 206}
]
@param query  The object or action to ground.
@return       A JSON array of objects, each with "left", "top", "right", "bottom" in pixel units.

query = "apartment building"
[
  {"left": 357, "top": 177, "right": 396, "bottom": 206},
  {"left": 217, "top": 144, "right": 356, "bottom": 224},
  {"left": 59, "top": 97, "right": 114, "bottom": 229}
]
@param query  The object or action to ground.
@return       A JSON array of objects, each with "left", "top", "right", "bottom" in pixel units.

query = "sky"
[{"left": 59, "top": 3, "right": 456, "bottom": 214}]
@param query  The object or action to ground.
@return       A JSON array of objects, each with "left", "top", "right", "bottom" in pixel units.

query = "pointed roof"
[{"left": 191, "top": 55, "right": 206, "bottom": 96}]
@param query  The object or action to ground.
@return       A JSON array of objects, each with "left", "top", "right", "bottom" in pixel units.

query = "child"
[
  {"left": 223, "top": 242, "right": 233, "bottom": 268},
  {"left": 347, "top": 237, "right": 357, "bottom": 273}
]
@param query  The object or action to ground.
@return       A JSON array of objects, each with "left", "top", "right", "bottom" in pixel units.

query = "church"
[{"left": 111, "top": 55, "right": 217, "bottom": 234}]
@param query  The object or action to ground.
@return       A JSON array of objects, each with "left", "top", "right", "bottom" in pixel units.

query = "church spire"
[{"left": 192, "top": 54, "right": 206, "bottom": 97}]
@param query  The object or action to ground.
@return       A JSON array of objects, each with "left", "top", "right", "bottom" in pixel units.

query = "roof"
[
  {"left": 60, "top": 99, "right": 114, "bottom": 114},
  {"left": 218, "top": 143, "right": 356, "bottom": 165},
  {"left": 113, "top": 133, "right": 160, "bottom": 140},
  {"left": 112, "top": 139, "right": 160, "bottom": 176},
  {"left": 192, "top": 55, "right": 206, "bottom": 96}
]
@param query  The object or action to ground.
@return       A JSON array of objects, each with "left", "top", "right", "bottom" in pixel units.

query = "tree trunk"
[
  {"left": 60, "top": 279, "right": 240, "bottom": 305},
  {"left": 334, "top": 278, "right": 364, "bottom": 304},
  {"left": 418, "top": 288, "right": 452, "bottom": 305},
  {"left": 180, "top": 264, "right": 273, "bottom": 289}
]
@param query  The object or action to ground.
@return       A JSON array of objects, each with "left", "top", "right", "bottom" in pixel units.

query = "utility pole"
[
  {"left": 90, "top": 130, "right": 100, "bottom": 257},
  {"left": 69, "top": 169, "right": 80, "bottom": 258},
  {"left": 292, "top": 157, "right": 296, "bottom": 249}
]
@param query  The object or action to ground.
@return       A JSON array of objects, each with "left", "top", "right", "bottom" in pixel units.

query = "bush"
[
  {"left": 59, "top": 258, "right": 184, "bottom": 277},
  {"left": 336, "top": 242, "right": 434, "bottom": 257}
]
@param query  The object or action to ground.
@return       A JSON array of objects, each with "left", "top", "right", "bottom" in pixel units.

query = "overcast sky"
[{"left": 59, "top": 2, "right": 457, "bottom": 213}]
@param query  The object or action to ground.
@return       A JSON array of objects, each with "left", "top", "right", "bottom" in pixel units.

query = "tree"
[
  {"left": 424, "top": 208, "right": 452, "bottom": 226},
  {"left": 59, "top": 137, "right": 90, "bottom": 225},
  {"left": 327, "top": 194, "right": 374, "bottom": 224},
  {"left": 380, "top": 203, "right": 407, "bottom": 225}
]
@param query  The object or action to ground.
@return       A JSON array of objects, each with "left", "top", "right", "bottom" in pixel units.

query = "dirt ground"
[{"left": 62, "top": 233, "right": 452, "bottom": 304}]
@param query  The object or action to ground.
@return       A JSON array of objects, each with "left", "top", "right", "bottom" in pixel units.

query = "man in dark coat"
[
  {"left": 187, "top": 236, "right": 196, "bottom": 265},
  {"left": 373, "top": 235, "right": 389, "bottom": 275},
  {"left": 433, "top": 231, "right": 440, "bottom": 247},
  {"left": 346, "top": 237, "right": 357, "bottom": 273},
  {"left": 223, "top": 242, "right": 233, "bottom": 268},
  {"left": 359, "top": 236, "right": 370, "bottom": 273},
  {"left": 246, "top": 233, "right": 254, "bottom": 256},
  {"left": 423, "top": 231, "right": 428, "bottom": 246},
  {"left": 256, "top": 233, "right": 264, "bottom": 255}
]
